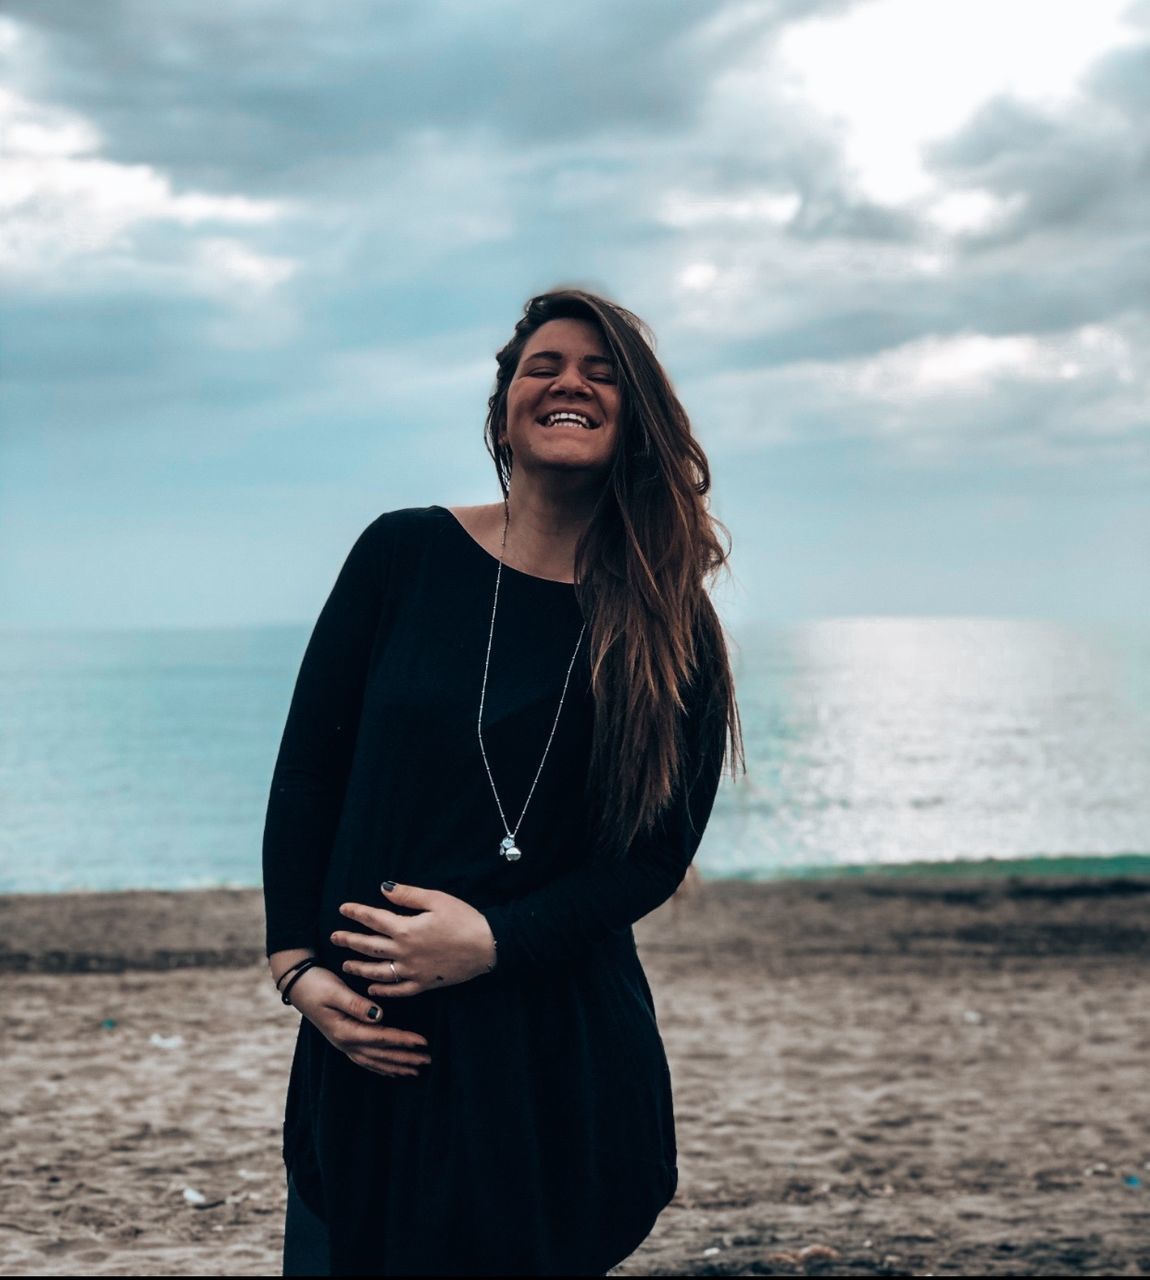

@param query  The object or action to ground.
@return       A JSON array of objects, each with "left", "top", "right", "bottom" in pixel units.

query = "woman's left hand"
[{"left": 331, "top": 882, "right": 497, "bottom": 997}]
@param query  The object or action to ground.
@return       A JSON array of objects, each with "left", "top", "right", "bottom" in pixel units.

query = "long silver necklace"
[{"left": 477, "top": 503, "right": 587, "bottom": 862}]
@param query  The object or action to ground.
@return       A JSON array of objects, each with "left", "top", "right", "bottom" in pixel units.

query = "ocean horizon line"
[
  {"left": 3, "top": 613, "right": 1148, "bottom": 638},
  {"left": 3, "top": 851, "right": 1148, "bottom": 899}
]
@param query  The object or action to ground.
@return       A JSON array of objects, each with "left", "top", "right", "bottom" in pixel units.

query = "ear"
[{"left": 496, "top": 410, "right": 511, "bottom": 449}]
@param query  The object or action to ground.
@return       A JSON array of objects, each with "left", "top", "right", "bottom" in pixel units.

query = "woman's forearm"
[{"left": 261, "top": 516, "right": 392, "bottom": 959}]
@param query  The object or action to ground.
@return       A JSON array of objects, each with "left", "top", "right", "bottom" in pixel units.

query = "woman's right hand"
[{"left": 287, "top": 965, "right": 432, "bottom": 1079}]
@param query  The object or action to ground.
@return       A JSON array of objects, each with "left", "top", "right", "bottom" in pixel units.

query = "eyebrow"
[{"left": 522, "top": 350, "right": 614, "bottom": 367}]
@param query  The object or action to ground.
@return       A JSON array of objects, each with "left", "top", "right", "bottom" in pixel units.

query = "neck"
[{"left": 500, "top": 483, "right": 600, "bottom": 583}]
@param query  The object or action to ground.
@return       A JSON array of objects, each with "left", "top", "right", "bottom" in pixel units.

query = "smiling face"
[{"left": 500, "top": 317, "right": 621, "bottom": 477}]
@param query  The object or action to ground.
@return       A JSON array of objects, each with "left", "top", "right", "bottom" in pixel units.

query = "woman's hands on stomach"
[{"left": 285, "top": 964, "right": 433, "bottom": 1079}]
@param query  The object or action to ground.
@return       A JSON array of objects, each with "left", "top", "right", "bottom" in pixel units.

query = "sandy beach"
[{"left": 1, "top": 874, "right": 1148, "bottom": 1277}]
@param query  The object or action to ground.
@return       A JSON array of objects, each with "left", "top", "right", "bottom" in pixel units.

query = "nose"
[{"left": 549, "top": 363, "right": 591, "bottom": 396}]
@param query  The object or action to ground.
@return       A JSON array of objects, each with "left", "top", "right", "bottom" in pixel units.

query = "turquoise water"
[{"left": 0, "top": 618, "right": 1148, "bottom": 893}]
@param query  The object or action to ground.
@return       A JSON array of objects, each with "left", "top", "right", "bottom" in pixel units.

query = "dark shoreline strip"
[{"left": 2, "top": 877, "right": 1149, "bottom": 974}]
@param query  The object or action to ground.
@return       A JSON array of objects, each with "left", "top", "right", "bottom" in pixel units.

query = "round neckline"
[{"left": 433, "top": 505, "right": 578, "bottom": 588}]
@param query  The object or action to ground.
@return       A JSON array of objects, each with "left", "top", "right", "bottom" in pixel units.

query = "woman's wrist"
[
  {"left": 280, "top": 959, "right": 321, "bottom": 1005},
  {"left": 269, "top": 947, "right": 316, "bottom": 989}
]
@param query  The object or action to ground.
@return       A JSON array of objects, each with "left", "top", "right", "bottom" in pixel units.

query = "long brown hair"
[{"left": 484, "top": 286, "right": 745, "bottom": 859}]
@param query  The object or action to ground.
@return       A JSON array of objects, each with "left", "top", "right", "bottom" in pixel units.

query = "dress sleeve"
[
  {"left": 477, "top": 664, "right": 728, "bottom": 974},
  {"left": 262, "top": 516, "right": 389, "bottom": 957}
]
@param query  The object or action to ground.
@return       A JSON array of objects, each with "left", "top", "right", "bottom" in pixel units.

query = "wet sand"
[{"left": 1, "top": 874, "right": 1148, "bottom": 1276}]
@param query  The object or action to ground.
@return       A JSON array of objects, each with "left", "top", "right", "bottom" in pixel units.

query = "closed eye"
[{"left": 525, "top": 368, "right": 614, "bottom": 383}]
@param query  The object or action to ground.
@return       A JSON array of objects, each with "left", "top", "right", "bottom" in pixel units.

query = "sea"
[{"left": 1, "top": 617, "right": 1148, "bottom": 894}]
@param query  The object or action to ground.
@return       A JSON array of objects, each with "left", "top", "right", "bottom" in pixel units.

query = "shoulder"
[
  {"left": 366, "top": 502, "right": 504, "bottom": 551},
  {"left": 352, "top": 504, "right": 451, "bottom": 553},
  {"left": 364, "top": 504, "right": 446, "bottom": 535},
  {"left": 348, "top": 502, "right": 494, "bottom": 578},
  {"left": 331, "top": 506, "right": 446, "bottom": 588}
]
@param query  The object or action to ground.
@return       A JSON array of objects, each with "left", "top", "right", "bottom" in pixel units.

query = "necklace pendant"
[{"left": 500, "top": 836, "right": 522, "bottom": 862}]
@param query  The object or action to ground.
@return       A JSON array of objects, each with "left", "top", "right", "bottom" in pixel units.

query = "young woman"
[{"left": 263, "top": 286, "right": 744, "bottom": 1276}]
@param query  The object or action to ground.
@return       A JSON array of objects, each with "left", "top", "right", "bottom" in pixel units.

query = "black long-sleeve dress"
[{"left": 262, "top": 504, "right": 727, "bottom": 1277}]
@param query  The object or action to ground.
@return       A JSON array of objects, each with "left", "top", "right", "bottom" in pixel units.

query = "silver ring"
[{"left": 389, "top": 960, "right": 400, "bottom": 984}]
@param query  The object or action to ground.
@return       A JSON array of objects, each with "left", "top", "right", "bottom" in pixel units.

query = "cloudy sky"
[{"left": 2, "top": 0, "right": 1148, "bottom": 631}]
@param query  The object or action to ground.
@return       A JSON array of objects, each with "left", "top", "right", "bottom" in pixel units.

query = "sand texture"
[{"left": 1, "top": 875, "right": 1148, "bottom": 1277}]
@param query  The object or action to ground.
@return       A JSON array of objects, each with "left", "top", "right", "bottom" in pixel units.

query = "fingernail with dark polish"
[
  {"left": 380, "top": 880, "right": 396, "bottom": 893},
  {"left": 366, "top": 1006, "right": 381, "bottom": 1022}
]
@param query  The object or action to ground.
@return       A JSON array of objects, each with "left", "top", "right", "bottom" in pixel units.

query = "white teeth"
[{"left": 541, "top": 412, "right": 596, "bottom": 428}]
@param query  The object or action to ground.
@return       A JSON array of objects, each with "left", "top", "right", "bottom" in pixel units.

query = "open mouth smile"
[{"left": 537, "top": 411, "right": 599, "bottom": 429}]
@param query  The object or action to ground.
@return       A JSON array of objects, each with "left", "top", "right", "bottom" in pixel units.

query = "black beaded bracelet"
[
  {"left": 280, "top": 959, "right": 318, "bottom": 1005},
  {"left": 274, "top": 956, "right": 315, "bottom": 992}
]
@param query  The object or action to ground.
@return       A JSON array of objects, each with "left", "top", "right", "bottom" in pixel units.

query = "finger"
[
  {"left": 349, "top": 1052, "right": 419, "bottom": 1079},
  {"left": 331, "top": 930, "right": 398, "bottom": 958},
  {"left": 378, "top": 881, "right": 439, "bottom": 911},
  {"left": 347, "top": 1041, "right": 431, "bottom": 1075},
  {"left": 367, "top": 979, "right": 424, "bottom": 998},
  {"left": 342, "top": 958, "right": 406, "bottom": 979},
  {"left": 356, "top": 1044, "right": 432, "bottom": 1068},
  {"left": 376, "top": 1027, "right": 431, "bottom": 1050},
  {"left": 338, "top": 902, "right": 408, "bottom": 934},
  {"left": 333, "top": 990, "right": 428, "bottom": 1045},
  {"left": 336, "top": 1018, "right": 430, "bottom": 1051}
]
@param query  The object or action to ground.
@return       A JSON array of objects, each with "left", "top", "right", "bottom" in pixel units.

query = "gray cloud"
[
  {"left": 5, "top": 0, "right": 740, "bottom": 192},
  {"left": 3, "top": 0, "right": 1149, "bottom": 629},
  {"left": 3, "top": 0, "right": 1148, "bottom": 475}
]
